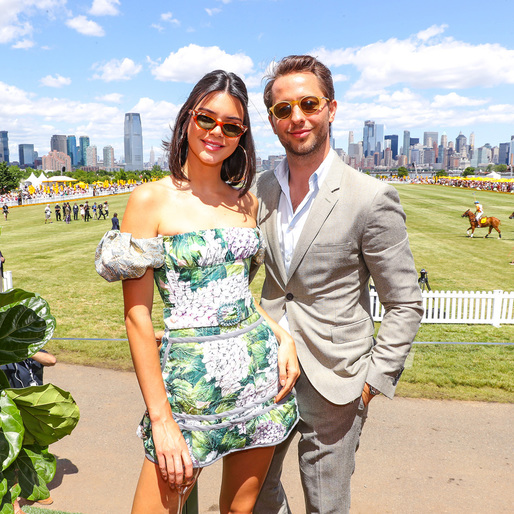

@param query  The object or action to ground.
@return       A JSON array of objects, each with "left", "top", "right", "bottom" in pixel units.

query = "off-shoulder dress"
[{"left": 95, "top": 227, "right": 298, "bottom": 468}]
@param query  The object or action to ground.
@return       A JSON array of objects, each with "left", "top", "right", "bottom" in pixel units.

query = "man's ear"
[
  {"left": 328, "top": 99, "right": 337, "bottom": 124},
  {"left": 268, "top": 114, "right": 277, "bottom": 135}
]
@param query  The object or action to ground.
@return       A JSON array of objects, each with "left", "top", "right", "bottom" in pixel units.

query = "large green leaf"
[
  {"left": 5, "top": 384, "right": 79, "bottom": 447},
  {"left": 16, "top": 445, "right": 55, "bottom": 501},
  {"left": 0, "top": 471, "right": 16, "bottom": 514},
  {"left": 0, "top": 289, "right": 56, "bottom": 365},
  {"left": 0, "top": 392, "right": 23, "bottom": 471},
  {"left": 0, "top": 373, "right": 9, "bottom": 392}
]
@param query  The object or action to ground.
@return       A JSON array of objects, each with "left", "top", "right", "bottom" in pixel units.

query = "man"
[
  {"left": 474, "top": 200, "right": 484, "bottom": 225},
  {"left": 253, "top": 55, "right": 424, "bottom": 513}
]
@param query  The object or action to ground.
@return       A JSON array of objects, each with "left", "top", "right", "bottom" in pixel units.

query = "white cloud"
[
  {"left": 431, "top": 92, "right": 489, "bottom": 109},
  {"left": 332, "top": 74, "right": 349, "bottom": 83},
  {"left": 312, "top": 26, "right": 514, "bottom": 98},
  {"left": 12, "top": 39, "right": 34, "bottom": 49},
  {"left": 161, "top": 12, "right": 180, "bottom": 26},
  {"left": 151, "top": 44, "right": 254, "bottom": 83},
  {"left": 89, "top": 0, "right": 121, "bottom": 16},
  {"left": 92, "top": 58, "right": 142, "bottom": 82},
  {"left": 96, "top": 93, "right": 124, "bottom": 103},
  {"left": 416, "top": 24, "right": 448, "bottom": 42},
  {"left": 0, "top": 0, "right": 65, "bottom": 44},
  {"left": 66, "top": 15, "right": 105, "bottom": 37},
  {"left": 40, "top": 74, "right": 72, "bottom": 88},
  {"left": 151, "top": 24, "right": 164, "bottom": 32},
  {"left": 206, "top": 8, "right": 222, "bottom": 16}
]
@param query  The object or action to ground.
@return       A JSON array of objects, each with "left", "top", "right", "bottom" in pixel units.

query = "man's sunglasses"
[
  {"left": 189, "top": 109, "right": 247, "bottom": 138},
  {"left": 268, "top": 95, "right": 330, "bottom": 120}
]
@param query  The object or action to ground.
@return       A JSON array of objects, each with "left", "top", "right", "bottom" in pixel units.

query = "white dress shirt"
[{"left": 274, "top": 149, "right": 335, "bottom": 331}]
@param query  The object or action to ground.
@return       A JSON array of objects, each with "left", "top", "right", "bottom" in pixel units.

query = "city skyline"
[{"left": 1, "top": 1, "right": 514, "bottom": 162}]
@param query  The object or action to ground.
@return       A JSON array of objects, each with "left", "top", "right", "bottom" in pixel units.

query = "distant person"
[
  {"left": 2, "top": 204, "right": 8, "bottom": 220},
  {"left": 474, "top": 200, "right": 484, "bottom": 224},
  {"left": 64, "top": 202, "right": 71, "bottom": 224},
  {"left": 54, "top": 203, "right": 61, "bottom": 221},
  {"left": 73, "top": 203, "right": 79, "bottom": 221},
  {"left": 111, "top": 212, "right": 120, "bottom": 230},
  {"left": 80, "top": 204, "right": 85, "bottom": 220},
  {"left": 44, "top": 204, "right": 52, "bottom": 224},
  {"left": 92, "top": 202, "right": 98, "bottom": 219},
  {"left": 84, "top": 201, "right": 91, "bottom": 222},
  {"left": 103, "top": 201, "right": 109, "bottom": 218},
  {"left": 0, "top": 249, "right": 4, "bottom": 292}
]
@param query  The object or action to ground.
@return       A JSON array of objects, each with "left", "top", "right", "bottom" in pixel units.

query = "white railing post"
[{"left": 491, "top": 290, "right": 503, "bottom": 328}]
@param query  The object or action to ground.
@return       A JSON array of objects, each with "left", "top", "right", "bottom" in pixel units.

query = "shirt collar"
[{"left": 274, "top": 149, "right": 335, "bottom": 194}]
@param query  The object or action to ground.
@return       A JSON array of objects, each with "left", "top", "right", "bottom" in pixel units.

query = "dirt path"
[{"left": 31, "top": 364, "right": 513, "bottom": 514}]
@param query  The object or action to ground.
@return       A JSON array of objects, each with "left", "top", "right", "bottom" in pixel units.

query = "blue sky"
[{"left": 2, "top": 0, "right": 514, "bottom": 164}]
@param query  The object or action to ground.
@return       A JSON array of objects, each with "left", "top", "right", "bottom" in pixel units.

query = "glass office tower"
[{"left": 124, "top": 113, "right": 143, "bottom": 171}]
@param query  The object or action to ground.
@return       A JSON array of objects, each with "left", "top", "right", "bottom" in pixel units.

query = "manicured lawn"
[{"left": 2, "top": 184, "right": 513, "bottom": 401}]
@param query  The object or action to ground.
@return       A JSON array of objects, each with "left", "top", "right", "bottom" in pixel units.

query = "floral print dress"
[{"left": 96, "top": 227, "right": 298, "bottom": 468}]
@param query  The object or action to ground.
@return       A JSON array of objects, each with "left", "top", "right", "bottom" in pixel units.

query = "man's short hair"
[{"left": 263, "top": 55, "right": 335, "bottom": 109}]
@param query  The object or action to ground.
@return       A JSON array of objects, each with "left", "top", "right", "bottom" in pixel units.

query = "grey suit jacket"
[{"left": 253, "top": 154, "right": 423, "bottom": 405}]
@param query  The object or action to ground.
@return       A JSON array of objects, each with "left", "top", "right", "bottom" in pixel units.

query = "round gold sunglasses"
[{"left": 268, "top": 95, "right": 330, "bottom": 120}]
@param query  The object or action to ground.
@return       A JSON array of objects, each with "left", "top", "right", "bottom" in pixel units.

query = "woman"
[{"left": 96, "top": 70, "right": 299, "bottom": 514}]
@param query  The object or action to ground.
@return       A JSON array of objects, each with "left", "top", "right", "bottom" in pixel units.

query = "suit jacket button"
[{"left": 286, "top": 292, "right": 294, "bottom": 301}]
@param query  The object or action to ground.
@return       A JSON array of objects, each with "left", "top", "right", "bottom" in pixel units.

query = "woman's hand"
[
  {"left": 274, "top": 331, "right": 300, "bottom": 403},
  {"left": 150, "top": 416, "right": 194, "bottom": 489}
]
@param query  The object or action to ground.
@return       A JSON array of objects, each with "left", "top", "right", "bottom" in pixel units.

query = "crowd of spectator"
[
  {"left": 433, "top": 177, "right": 514, "bottom": 193},
  {"left": 0, "top": 183, "right": 136, "bottom": 207}
]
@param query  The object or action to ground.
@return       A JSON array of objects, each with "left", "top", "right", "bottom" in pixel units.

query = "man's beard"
[{"left": 279, "top": 123, "right": 330, "bottom": 158}]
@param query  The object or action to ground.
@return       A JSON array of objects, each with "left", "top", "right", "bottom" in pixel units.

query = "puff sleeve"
[{"left": 95, "top": 230, "right": 164, "bottom": 282}]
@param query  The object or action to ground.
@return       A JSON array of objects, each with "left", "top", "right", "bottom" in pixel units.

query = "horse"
[
  {"left": 510, "top": 211, "right": 514, "bottom": 219},
  {"left": 461, "top": 209, "right": 502, "bottom": 238}
]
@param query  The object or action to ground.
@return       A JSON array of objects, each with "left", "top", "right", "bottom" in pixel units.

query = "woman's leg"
[
  {"left": 220, "top": 447, "right": 275, "bottom": 514},
  {"left": 131, "top": 457, "right": 201, "bottom": 514}
]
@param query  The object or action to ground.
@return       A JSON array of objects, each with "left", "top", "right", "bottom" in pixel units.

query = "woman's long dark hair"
[{"left": 165, "top": 70, "right": 256, "bottom": 197}]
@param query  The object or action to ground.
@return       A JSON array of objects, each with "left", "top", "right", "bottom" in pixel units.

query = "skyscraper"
[
  {"left": 384, "top": 134, "right": 399, "bottom": 159},
  {"left": 79, "top": 136, "right": 90, "bottom": 166},
  {"left": 456, "top": 132, "right": 467, "bottom": 155},
  {"left": 403, "top": 130, "right": 410, "bottom": 159},
  {"left": 440, "top": 133, "right": 448, "bottom": 148},
  {"left": 363, "top": 120, "right": 384, "bottom": 157},
  {"left": 50, "top": 135, "right": 67, "bottom": 154},
  {"left": 103, "top": 146, "right": 115, "bottom": 170},
  {"left": 423, "top": 132, "right": 439, "bottom": 148},
  {"left": 124, "top": 113, "right": 143, "bottom": 171},
  {"left": 18, "top": 144, "right": 35, "bottom": 167},
  {"left": 86, "top": 146, "right": 98, "bottom": 167},
  {"left": 67, "top": 135, "right": 77, "bottom": 167},
  {"left": 0, "top": 131, "right": 9, "bottom": 163}
]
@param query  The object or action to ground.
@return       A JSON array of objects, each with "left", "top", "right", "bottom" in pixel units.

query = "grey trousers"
[{"left": 254, "top": 370, "right": 368, "bottom": 514}]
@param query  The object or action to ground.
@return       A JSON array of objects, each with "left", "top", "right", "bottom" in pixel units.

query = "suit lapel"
[
  {"left": 258, "top": 173, "right": 288, "bottom": 283},
  {"left": 286, "top": 159, "right": 343, "bottom": 281}
]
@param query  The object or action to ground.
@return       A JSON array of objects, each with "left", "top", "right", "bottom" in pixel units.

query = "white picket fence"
[{"left": 370, "top": 289, "right": 514, "bottom": 327}]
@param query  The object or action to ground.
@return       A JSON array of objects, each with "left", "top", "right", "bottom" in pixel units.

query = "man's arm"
[{"left": 361, "top": 185, "right": 424, "bottom": 399}]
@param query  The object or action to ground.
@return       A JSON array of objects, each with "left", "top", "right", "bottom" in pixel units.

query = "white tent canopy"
[
  {"left": 41, "top": 175, "right": 77, "bottom": 183},
  {"left": 486, "top": 171, "right": 501, "bottom": 179},
  {"left": 22, "top": 171, "right": 47, "bottom": 188}
]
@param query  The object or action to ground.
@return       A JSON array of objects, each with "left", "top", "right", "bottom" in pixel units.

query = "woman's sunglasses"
[
  {"left": 189, "top": 109, "right": 247, "bottom": 138},
  {"left": 268, "top": 95, "right": 330, "bottom": 120}
]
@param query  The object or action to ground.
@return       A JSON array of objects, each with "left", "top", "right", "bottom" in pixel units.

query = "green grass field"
[{"left": 1, "top": 184, "right": 513, "bottom": 402}]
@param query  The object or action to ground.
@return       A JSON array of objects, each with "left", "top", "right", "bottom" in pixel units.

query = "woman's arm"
[
  {"left": 254, "top": 304, "right": 300, "bottom": 403},
  {"left": 121, "top": 184, "right": 193, "bottom": 488}
]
